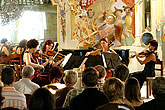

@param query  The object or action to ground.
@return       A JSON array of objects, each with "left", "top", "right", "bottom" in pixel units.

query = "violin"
[
  {"left": 130, "top": 49, "right": 151, "bottom": 58},
  {"left": 32, "top": 51, "right": 49, "bottom": 60},
  {"left": 47, "top": 50, "right": 65, "bottom": 59}
]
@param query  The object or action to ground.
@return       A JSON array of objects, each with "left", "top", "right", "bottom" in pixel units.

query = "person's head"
[
  {"left": 63, "top": 70, "right": 78, "bottom": 86},
  {"left": 22, "top": 65, "right": 35, "bottom": 78},
  {"left": 123, "top": 6, "right": 133, "bottom": 16},
  {"left": 114, "top": 64, "right": 129, "bottom": 82},
  {"left": 18, "top": 39, "right": 27, "bottom": 48},
  {"left": 26, "top": 39, "right": 39, "bottom": 53},
  {"left": 0, "top": 86, "right": 4, "bottom": 108},
  {"left": 82, "top": 67, "right": 99, "bottom": 87},
  {"left": 42, "top": 40, "right": 54, "bottom": 52},
  {"left": 148, "top": 40, "right": 158, "bottom": 51},
  {"left": 114, "top": 7, "right": 123, "bottom": 18},
  {"left": 99, "top": 38, "right": 109, "bottom": 49},
  {"left": 49, "top": 66, "right": 64, "bottom": 83},
  {"left": 87, "top": 9, "right": 95, "bottom": 18},
  {"left": 125, "top": 77, "right": 141, "bottom": 102},
  {"left": 152, "top": 77, "right": 165, "bottom": 98},
  {"left": 29, "top": 88, "right": 56, "bottom": 110},
  {"left": 106, "top": 15, "right": 115, "bottom": 24},
  {"left": 94, "top": 65, "right": 106, "bottom": 80},
  {"left": 1, "top": 38, "right": 8, "bottom": 45},
  {"left": 1, "top": 67, "right": 15, "bottom": 85},
  {"left": 103, "top": 77, "right": 124, "bottom": 101}
]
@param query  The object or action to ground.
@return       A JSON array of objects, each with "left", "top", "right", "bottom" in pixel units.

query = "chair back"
[
  {"left": 8, "top": 54, "right": 23, "bottom": 80},
  {"left": 155, "top": 59, "right": 163, "bottom": 76}
]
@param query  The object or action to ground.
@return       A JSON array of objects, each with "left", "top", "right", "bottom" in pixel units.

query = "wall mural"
[{"left": 71, "top": 0, "right": 139, "bottom": 49}]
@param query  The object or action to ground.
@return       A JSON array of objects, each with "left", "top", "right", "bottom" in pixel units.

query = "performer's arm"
[
  {"left": 3, "top": 46, "right": 9, "bottom": 56},
  {"left": 85, "top": 49, "right": 101, "bottom": 56},
  {"left": 24, "top": 53, "right": 44, "bottom": 69},
  {"left": 136, "top": 52, "right": 155, "bottom": 65}
]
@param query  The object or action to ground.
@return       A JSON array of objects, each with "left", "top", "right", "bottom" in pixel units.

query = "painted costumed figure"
[
  {"left": 73, "top": 9, "right": 98, "bottom": 49},
  {"left": 121, "top": 6, "right": 135, "bottom": 46}
]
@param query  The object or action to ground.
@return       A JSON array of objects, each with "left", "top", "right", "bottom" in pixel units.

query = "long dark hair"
[{"left": 42, "top": 40, "right": 54, "bottom": 52}]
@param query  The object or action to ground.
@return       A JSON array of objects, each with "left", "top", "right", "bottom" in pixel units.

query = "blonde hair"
[{"left": 103, "top": 77, "right": 124, "bottom": 101}]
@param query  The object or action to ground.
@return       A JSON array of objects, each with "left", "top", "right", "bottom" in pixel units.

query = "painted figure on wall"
[
  {"left": 73, "top": 9, "right": 98, "bottom": 49},
  {"left": 121, "top": 6, "right": 135, "bottom": 46},
  {"left": 99, "top": 15, "right": 116, "bottom": 44}
]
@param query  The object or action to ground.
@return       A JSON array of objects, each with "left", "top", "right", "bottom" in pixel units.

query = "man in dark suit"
[{"left": 69, "top": 67, "right": 108, "bottom": 110}]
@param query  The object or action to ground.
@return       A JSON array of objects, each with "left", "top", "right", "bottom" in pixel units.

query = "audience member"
[
  {"left": 95, "top": 65, "right": 106, "bottom": 91},
  {"left": 43, "top": 66, "right": 65, "bottom": 93},
  {"left": 29, "top": 88, "right": 56, "bottom": 110},
  {"left": 114, "top": 64, "right": 129, "bottom": 83},
  {"left": 14, "top": 65, "right": 40, "bottom": 95},
  {"left": 139, "top": 77, "right": 165, "bottom": 110},
  {"left": 0, "top": 86, "right": 4, "bottom": 109},
  {"left": 54, "top": 70, "right": 78, "bottom": 109},
  {"left": 123, "top": 77, "right": 143, "bottom": 107},
  {"left": 0, "top": 38, "right": 9, "bottom": 64},
  {"left": 69, "top": 67, "right": 108, "bottom": 110},
  {"left": 96, "top": 77, "right": 134, "bottom": 110},
  {"left": 1, "top": 67, "right": 27, "bottom": 109},
  {"left": 12, "top": 39, "right": 27, "bottom": 54}
]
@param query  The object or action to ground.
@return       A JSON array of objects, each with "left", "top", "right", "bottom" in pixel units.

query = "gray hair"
[
  {"left": 152, "top": 77, "right": 165, "bottom": 96},
  {"left": 63, "top": 70, "right": 78, "bottom": 86},
  {"left": 22, "top": 65, "right": 35, "bottom": 78}
]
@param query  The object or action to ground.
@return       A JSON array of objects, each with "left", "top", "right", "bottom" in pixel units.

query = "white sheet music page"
[{"left": 60, "top": 53, "right": 72, "bottom": 67}]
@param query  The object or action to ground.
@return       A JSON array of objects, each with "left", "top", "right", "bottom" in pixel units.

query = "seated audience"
[
  {"left": 12, "top": 39, "right": 27, "bottom": 54},
  {"left": 114, "top": 64, "right": 129, "bottom": 83},
  {"left": 0, "top": 38, "right": 9, "bottom": 64},
  {"left": 69, "top": 67, "right": 109, "bottom": 110},
  {"left": 139, "top": 77, "right": 165, "bottom": 110},
  {"left": 95, "top": 65, "right": 106, "bottom": 91},
  {"left": 54, "top": 69, "right": 78, "bottom": 109},
  {"left": 1, "top": 67, "right": 27, "bottom": 109},
  {"left": 96, "top": 77, "right": 134, "bottom": 110},
  {"left": 123, "top": 77, "right": 143, "bottom": 107},
  {"left": 29, "top": 88, "right": 56, "bottom": 110},
  {"left": 14, "top": 65, "right": 40, "bottom": 95},
  {"left": 43, "top": 66, "right": 65, "bottom": 93}
]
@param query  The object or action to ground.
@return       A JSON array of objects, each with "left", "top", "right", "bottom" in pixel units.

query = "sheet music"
[
  {"left": 60, "top": 53, "right": 72, "bottom": 67},
  {"left": 101, "top": 54, "right": 107, "bottom": 68},
  {"left": 79, "top": 57, "right": 88, "bottom": 69}
]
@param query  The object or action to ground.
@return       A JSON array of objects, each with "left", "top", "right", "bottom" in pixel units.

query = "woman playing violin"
[
  {"left": 130, "top": 40, "right": 158, "bottom": 88},
  {"left": 23, "top": 39, "right": 51, "bottom": 71},
  {"left": 40, "top": 40, "right": 64, "bottom": 71}
]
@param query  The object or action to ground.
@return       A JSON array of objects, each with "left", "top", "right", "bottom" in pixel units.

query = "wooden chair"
[
  {"left": 8, "top": 54, "right": 23, "bottom": 81},
  {"left": 146, "top": 60, "right": 163, "bottom": 98}
]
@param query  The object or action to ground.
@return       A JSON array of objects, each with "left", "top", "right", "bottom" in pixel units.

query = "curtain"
[{"left": 121, "top": 0, "right": 135, "bottom": 37}]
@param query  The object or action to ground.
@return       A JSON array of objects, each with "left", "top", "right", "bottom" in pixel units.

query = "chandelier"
[{"left": 0, "top": 0, "right": 23, "bottom": 25}]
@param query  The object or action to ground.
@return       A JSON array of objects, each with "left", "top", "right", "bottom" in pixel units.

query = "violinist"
[
  {"left": 23, "top": 39, "right": 50, "bottom": 72},
  {"left": 130, "top": 40, "right": 158, "bottom": 88},
  {"left": 0, "top": 38, "right": 10, "bottom": 64},
  {"left": 40, "top": 40, "right": 64, "bottom": 71}
]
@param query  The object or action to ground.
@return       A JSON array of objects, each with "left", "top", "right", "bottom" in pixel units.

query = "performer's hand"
[
  {"left": 48, "top": 56, "right": 54, "bottom": 61},
  {"left": 85, "top": 52, "right": 90, "bottom": 56}
]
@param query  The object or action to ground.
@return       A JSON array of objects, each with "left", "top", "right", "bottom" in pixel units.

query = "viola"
[{"left": 47, "top": 50, "right": 65, "bottom": 59}]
